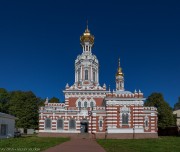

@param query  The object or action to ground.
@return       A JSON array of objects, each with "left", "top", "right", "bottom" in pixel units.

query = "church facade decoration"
[{"left": 39, "top": 26, "right": 158, "bottom": 139}]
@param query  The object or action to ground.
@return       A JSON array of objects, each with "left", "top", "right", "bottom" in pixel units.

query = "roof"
[
  {"left": 115, "top": 90, "right": 133, "bottom": 95},
  {"left": 0, "top": 112, "right": 16, "bottom": 119}
]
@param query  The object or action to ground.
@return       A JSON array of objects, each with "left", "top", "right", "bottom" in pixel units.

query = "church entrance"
[{"left": 80, "top": 119, "right": 88, "bottom": 133}]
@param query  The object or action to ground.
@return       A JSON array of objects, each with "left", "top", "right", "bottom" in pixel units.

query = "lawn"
[
  {"left": 0, "top": 136, "right": 69, "bottom": 152},
  {"left": 97, "top": 136, "right": 180, "bottom": 152}
]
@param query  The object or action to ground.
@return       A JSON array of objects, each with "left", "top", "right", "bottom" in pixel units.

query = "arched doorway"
[{"left": 80, "top": 119, "right": 88, "bottom": 133}]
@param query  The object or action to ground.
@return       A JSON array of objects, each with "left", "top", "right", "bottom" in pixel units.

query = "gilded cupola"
[
  {"left": 80, "top": 23, "right": 94, "bottom": 46},
  {"left": 116, "top": 58, "right": 124, "bottom": 77}
]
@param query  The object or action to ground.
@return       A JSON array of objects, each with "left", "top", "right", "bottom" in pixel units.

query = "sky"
[{"left": 0, "top": 0, "right": 179, "bottom": 107}]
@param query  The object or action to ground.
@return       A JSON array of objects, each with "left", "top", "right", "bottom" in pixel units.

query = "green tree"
[
  {"left": 145, "top": 93, "right": 175, "bottom": 129},
  {"left": 8, "top": 91, "right": 39, "bottom": 129},
  {"left": 49, "top": 97, "right": 59, "bottom": 103},
  {"left": 174, "top": 97, "right": 180, "bottom": 110},
  {"left": 37, "top": 97, "right": 45, "bottom": 107},
  {"left": 0, "top": 88, "right": 10, "bottom": 113}
]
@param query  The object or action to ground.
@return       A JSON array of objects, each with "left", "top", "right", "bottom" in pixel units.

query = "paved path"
[{"left": 43, "top": 139, "right": 106, "bottom": 152}]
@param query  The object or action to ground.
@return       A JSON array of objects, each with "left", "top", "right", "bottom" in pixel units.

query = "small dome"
[
  {"left": 80, "top": 26, "right": 94, "bottom": 45},
  {"left": 116, "top": 67, "right": 124, "bottom": 76},
  {"left": 116, "top": 58, "right": 124, "bottom": 76}
]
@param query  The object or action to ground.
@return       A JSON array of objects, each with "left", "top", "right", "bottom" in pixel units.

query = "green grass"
[
  {"left": 0, "top": 136, "right": 69, "bottom": 152},
  {"left": 97, "top": 136, "right": 180, "bottom": 152}
]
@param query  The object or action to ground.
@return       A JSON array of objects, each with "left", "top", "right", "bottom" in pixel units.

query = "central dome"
[{"left": 80, "top": 27, "right": 94, "bottom": 45}]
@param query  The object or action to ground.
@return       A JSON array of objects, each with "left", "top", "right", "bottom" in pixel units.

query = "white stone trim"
[{"left": 107, "top": 128, "right": 144, "bottom": 133}]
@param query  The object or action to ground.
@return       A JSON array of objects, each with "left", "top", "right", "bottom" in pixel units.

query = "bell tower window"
[
  {"left": 78, "top": 69, "right": 80, "bottom": 81},
  {"left": 93, "top": 71, "right": 95, "bottom": 82},
  {"left": 85, "top": 70, "right": 88, "bottom": 80}
]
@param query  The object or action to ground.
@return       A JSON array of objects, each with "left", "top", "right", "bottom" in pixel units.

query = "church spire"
[
  {"left": 85, "top": 20, "right": 89, "bottom": 33},
  {"left": 116, "top": 58, "right": 124, "bottom": 91},
  {"left": 116, "top": 58, "right": 124, "bottom": 77}
]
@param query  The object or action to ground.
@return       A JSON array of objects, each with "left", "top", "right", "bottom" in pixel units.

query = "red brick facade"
[{"left": 38, "top": 26, "right": 158, "bottom": 139}]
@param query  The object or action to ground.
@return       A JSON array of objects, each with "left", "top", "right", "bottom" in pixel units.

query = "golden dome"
[
  {"left": 80, "top": 23, "right": 94, "bottom": 45},
  {"left": 116, "top": 58, "right": 124, "bottom": 76}
]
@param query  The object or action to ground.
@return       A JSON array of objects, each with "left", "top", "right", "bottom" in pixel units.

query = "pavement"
[{"left": 43, "top": 138, "right": 106, "bottom": 152}]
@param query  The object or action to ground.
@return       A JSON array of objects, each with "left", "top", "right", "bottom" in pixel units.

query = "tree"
[
  {"left": 8, "top": 91, "right": 39, "bottom": 129},
  {"left": 174, "top": 97, "right": 180, "bottom": 110},
  {"left": 49, "top": 97, "right": 59, "bottom": 103},
  {"left": 37, "top": 97, "right": 45, "bottom": 107},
  {"left": 0, "top": 88, "right": 10, "bottom": 113},
  {"left": 144, "top": 93, "right": 175, "bottom": 129}
]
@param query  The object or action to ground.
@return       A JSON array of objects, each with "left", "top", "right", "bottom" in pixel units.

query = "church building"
[{"left": 39, "top": 25, "right": 158, "bottom": 139}]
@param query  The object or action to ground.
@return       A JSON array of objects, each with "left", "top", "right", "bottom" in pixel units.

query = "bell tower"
[
  {"left": 63, "top": 23, "right": 108, "bottom": 109},
  {"left": 74, "top": 23, "right": 99, "bottom": 87},
  {"left": 116, "top": 58, "right": 124, "bottom": 91}
]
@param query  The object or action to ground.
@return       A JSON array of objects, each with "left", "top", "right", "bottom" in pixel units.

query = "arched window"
[
  {"left": 45, "top": 118, "right": 51, "bottom": 130},
  {"left": 84, "top": 101, "right": 87, "bottom": 108},
  {"left": 90, "top": 101, "right": 94, "bottom": 108},
  {"left": 85, "top": 70, "right": 88, "bottom": 80},
  {"left": 122, "top": 113, "right": 128, "bottom": 125},
  {"left": 93, "top": 71, "right": 96, "bottom": 82},
  {"left": 78, "top": 101, "right": 81, "bottom": 108},
  {"left": 86, "top": 45, "right": 88, "bottom": 51},
  {"left": 57, "top": 119, "right": 64, "bottom": 130},
  {"left": 78, "top": 69, "right": 80, "bottom": 81},
  {"left": 69, "top": 119, "right": 76, "bottom": 130},
  {"left": 99, "top": 120, "right": 102, "bottom": 127},
  {"left": 145, "top": 120, "right": 148, "bottom": 127}
]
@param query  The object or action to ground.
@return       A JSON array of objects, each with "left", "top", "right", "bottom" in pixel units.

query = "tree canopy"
[
  {"left": 8, "top": 91, "right": 39, "bottom": 129},
  {"left": 144, "top": 92, "right": 176, "bottom": 129},
  {"left": 0, "top": 88, "right": 55, "bottom": 129},
  {"left": 0, "top": 88, "right": 10, "bottom": 113},
  {"left": 0, "top": 88, "right": 61, "bottom": 129},
  {"left": 49, "top": 97, "right": 59, "bottom": 103}
]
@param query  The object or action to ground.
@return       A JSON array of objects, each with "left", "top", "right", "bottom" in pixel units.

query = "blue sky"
[{"left": 0, "top": 0, "right": 179, "bottom": 107}]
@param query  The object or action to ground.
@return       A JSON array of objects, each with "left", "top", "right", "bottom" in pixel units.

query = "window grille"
[
  {"left": 122, "top": 113, "right": 128, "bottom": 125},
  {"left": 45, "top": 118, "right": 51, "bottom": 130},
  {"left": 57, "top": 119, "right": 64, "bottom": 130},
  {"left": 69, "top": 119, "right": 76, "bottom": 130}
]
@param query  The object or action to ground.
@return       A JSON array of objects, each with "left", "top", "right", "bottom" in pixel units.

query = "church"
[{"left": 38, "top": 25, "right": 158, "bottom": 139}]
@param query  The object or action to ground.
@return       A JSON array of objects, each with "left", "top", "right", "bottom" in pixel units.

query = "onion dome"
[
  {"left": 116, "top": 58, "right": 124, "bottom": 76},
  {"left": 80, "top": 23, "right": 94, "bottom": 45}
]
